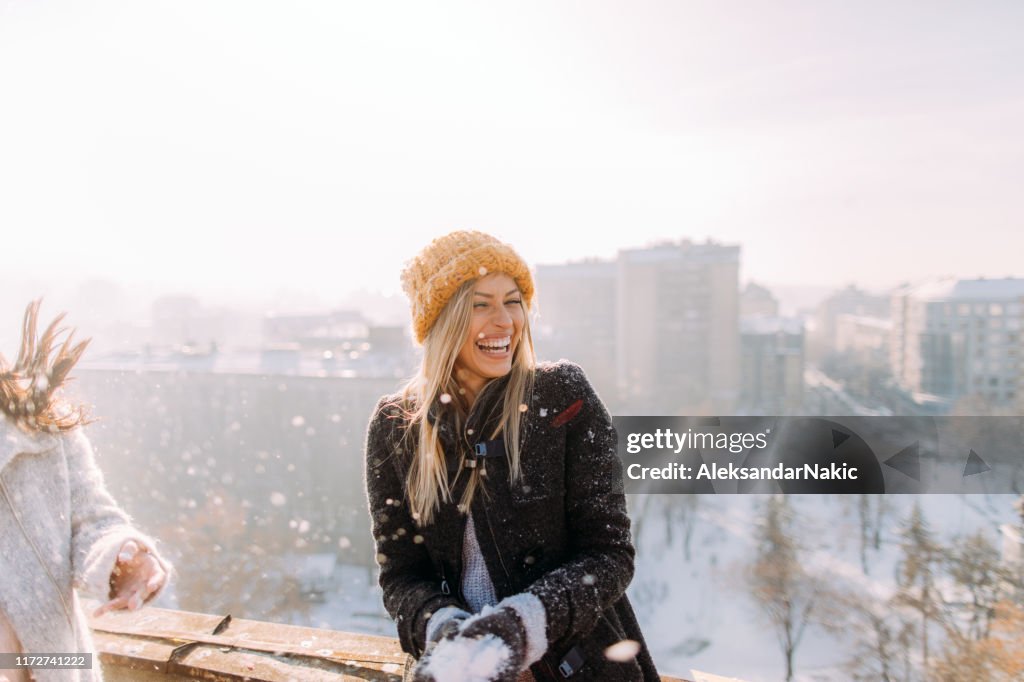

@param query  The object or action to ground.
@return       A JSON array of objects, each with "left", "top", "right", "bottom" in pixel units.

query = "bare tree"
[
  {"left": 852, "top": 494, "right": 891, "bottom": 574},
  {"left": 941, "top": 531, "right": 1014, "bottom": 642},
  {"left": 817, "top": 584, "right": 916, "bottom": 682},
  {"left": 893, "top": 501, "right": 942, "bottom": 668},
  {"left": 632, "top": 494, "right": 700, "bottom": 562},
  {"left": 747, "top": 495, "right": 819, "bottom": 682},
  {"left": 663, "top": 494, "right": 700, "bottom": 562}
]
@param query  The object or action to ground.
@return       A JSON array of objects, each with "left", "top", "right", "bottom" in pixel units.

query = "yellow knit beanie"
[{"left": 401, "top": 231, "right": 535, "bottom": 343}]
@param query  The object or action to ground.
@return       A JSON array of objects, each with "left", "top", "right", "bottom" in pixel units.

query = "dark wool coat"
[{"left": 364, "top": 360, "right": 660, "bottom": 681}]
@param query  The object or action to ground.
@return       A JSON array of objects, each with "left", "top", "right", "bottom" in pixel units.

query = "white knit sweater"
[{"left": 460, "top": 513, "right": 498, "bottom": 612}]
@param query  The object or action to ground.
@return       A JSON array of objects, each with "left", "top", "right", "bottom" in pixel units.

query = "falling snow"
[{"left": 604, "top": 639, "right": 641, "bottom": 662}]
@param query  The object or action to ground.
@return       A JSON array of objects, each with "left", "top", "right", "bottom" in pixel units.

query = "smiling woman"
[{"left": 364, "top": 231, "right": 659, "bottom": 682}]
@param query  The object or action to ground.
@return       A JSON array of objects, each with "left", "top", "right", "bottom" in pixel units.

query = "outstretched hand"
[{"left": 93, "top": 540, "right": 166, "bottom": 617}]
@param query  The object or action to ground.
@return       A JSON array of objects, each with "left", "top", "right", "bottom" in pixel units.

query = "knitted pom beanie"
[{"left": 401, "top": 231, "right": 535, "bottom": 343}]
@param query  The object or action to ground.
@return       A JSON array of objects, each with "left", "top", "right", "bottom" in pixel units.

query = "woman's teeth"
[{"left": 476, "top": 336, "right": 511, "bottom": 354}]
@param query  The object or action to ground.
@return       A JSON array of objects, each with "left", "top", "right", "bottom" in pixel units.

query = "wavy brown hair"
[{"left": 0, "top": 300, "right": 91, "bottom": 432}]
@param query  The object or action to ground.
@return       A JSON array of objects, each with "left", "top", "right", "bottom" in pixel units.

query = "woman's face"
[{"left": 454, "top": 272, "right": 525, "bottom": 398}]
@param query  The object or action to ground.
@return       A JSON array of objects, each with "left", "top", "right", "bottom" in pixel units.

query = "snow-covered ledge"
[{"left": 89, "top": 605, "right": 693, "bottom": 681}]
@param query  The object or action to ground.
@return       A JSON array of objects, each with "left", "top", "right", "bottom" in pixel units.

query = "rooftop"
[{"left": 901, "top": 276, "right": 1024, "bottom": 302}]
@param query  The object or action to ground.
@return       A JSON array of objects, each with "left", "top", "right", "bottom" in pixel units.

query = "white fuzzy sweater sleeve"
[{"left": 64, "top": 428, "right": 172, "bottom": 601}]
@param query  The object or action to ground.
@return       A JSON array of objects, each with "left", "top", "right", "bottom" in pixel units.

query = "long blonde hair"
[
  {"left": 398, "top": 279, "right": 536, "bottom": 526},
  {"left": 0, "top": 300, "right": 90, "bottom": 432}
]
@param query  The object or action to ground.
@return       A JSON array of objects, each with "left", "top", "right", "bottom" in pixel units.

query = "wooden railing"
[{"left": 89, "top": 605, "right": 694, "bottom": 681}]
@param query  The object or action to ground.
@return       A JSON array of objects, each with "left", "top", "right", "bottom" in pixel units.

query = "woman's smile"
[{"left": 475, "top": 333, "right": 512, "bottom": 356}]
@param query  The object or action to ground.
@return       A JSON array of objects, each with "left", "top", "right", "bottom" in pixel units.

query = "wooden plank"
[{"left": 91, "top": 604, "right": 694, "bottom": 682}]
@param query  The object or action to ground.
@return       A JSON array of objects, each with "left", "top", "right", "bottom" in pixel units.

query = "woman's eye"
[
  {"left": 474, "top": 302, "right": 489, "bottom": 309},
  {"left": 505, "top": 299, "right": 522, "bottom": 306}
]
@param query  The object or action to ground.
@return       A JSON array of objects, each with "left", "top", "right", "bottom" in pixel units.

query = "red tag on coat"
[{"left": 551, "top": 399, "right": 584, "bottom": 428}]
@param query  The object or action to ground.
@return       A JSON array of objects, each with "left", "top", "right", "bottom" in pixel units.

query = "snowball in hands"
[
  {"left": 413, "top": 604, "right": 528, "bottom": 682},
  {"left": 415, "top": 633, "right": 514, "bottom": 682}
]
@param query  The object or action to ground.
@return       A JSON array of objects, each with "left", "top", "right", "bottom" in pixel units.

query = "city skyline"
[
  {"left": 0, "top": 249, "right": 1019, "bottom": 354},
  {"left": 0, "top": 248, "right": 994, "bottom": 353}
]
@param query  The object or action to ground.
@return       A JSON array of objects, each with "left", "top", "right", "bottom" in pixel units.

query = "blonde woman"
[
  {"left": 364, "top": 232, "right": 658, "bottom": 682},
  {"left": 0, "top": 302, "right": 171, "bottom": 682}
]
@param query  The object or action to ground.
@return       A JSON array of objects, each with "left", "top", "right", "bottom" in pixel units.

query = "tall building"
[
  {"left": 535, "top": 239, "right": 740, "bottom": 414},
  {"left": 740, "top": 282, "right": 780, "bottom": 317},
  {"left": 616, "top": 241, "right": 740, "bottom": 414},
  {"left": 835, "top": 314, "right": 891, "bottom": 369},
  {"left": 739, "top": 316, "right": 805, "bottom": 414},
  {"left": 890, "top": 277, "right": 1024, "bottom": 411},
  {"left": 534, "top": 260, "right": 617, "bottom": 401},
  {"left": 809, "top": 285, "right": 890, "bottom": 363}
]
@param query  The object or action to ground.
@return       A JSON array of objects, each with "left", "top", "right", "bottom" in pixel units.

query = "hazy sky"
[{"left": 2, "top": 1, "right": 1022, "bottom": 302}]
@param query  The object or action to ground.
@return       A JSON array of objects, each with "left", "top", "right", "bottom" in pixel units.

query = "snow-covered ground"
[
  {"left": 257, "top": 494, "right": 1019, "bottom": 682},
  {"left": 632, "top": 494, "right": 1020, "bottom": 681}
]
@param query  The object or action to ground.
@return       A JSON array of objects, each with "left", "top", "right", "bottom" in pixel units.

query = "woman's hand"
[
  {"left": 412, "top": 606, "right": 527, "bottom": 682},
  {"left": 93, "top": 540, "right": 167, "bottom": 617},
  {"left": 425, "top": 606, "right": 471, "bottom": 646}
]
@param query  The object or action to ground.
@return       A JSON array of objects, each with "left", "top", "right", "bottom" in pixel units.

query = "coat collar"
[
  {"left": 423, "top": 373, "right": 514, "bottom": 483},
  {"left": 426, "top": 373, "right": 512, "bottom": 434},
  {"left": 0, "top": 415, "right": 58, "bottom": 473}
]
